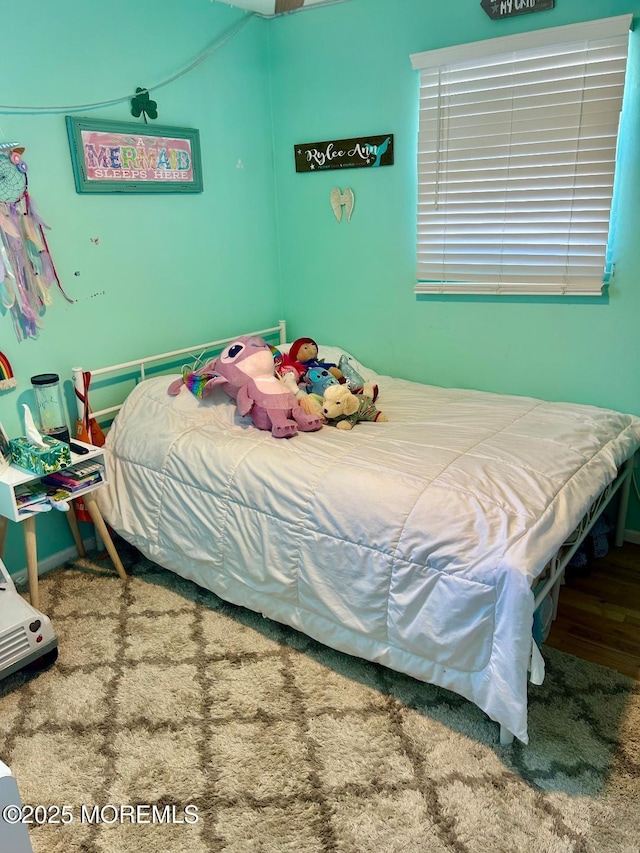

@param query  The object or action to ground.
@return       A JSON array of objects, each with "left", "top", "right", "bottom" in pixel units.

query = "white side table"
[{"left": 0, "top": 440, "right": 126, "bottom": 609}]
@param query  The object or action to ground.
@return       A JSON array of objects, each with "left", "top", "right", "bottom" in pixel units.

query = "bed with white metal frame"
[{"left": 73, "top": 320, "right": 638, "bottom": 745}]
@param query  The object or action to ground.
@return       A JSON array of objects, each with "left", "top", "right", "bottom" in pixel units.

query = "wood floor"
[{"left": 545, "top": 540, "right": 640, "bottom": 682}]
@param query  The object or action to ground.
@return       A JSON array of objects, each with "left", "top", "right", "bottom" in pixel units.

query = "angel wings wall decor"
[
  {"left": 0, "top": 143, "right": 72, "bottom": 341},
  {"left": 330, "top": 187, "right": 354, "bottom": 222}
]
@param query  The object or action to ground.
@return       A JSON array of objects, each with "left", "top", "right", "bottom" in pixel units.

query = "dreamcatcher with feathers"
[{"left": 0, "top": 143, "right": 72, "bottom": 341}]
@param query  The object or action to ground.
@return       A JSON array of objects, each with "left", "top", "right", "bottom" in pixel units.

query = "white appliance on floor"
[{"left": 0, "top": 557, "right": 57, "bottom": 681}]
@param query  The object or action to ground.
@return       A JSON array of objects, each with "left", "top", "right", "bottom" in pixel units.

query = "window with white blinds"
[{"left": 410, "top": 16, "right": 632, "bottom": 295}]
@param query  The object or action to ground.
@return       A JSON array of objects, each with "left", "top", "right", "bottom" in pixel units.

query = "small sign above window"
[
  {"left": 294, "top": 134, "right": 393, "bottom": 173},
  {"left": 480, "top": 0, "right": 554, "bottom": 21}
]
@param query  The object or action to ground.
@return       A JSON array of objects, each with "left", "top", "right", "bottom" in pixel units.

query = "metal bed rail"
[
  {"left": 72, "top": 320, "right": 287, "bottom": 423},
  {"left": 533, "top": 454, "right": 634, "bottom": 615}
]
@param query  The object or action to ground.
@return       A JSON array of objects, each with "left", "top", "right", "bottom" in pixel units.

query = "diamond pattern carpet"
[{"left": 1, "top": 544, "right": 638, "bottom": 853}]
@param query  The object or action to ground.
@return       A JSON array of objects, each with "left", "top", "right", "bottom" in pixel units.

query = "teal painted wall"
[
  {"left": 3, "top": 0, "right": 640, "bottom": 575},
  {"left": 268, "top": 0, "right": 640, "bottom": 527},
  {"left": 1, "top": 0, "right": 277, "bottom": 572}
]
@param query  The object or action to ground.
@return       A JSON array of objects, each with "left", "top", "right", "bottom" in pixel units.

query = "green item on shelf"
[{"left": 9, "top": 435, "right": 71, "bottom": 475}]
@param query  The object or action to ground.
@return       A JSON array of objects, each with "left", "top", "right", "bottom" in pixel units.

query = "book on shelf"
[
  {"left": 64, "top": 460, "right": 104, "bottom": 479},
  {"left": 41, "top": 470, "right": 102, "bottom": 492},
  {"left": 15, "top": 482, "right": 48, "bottom": 508},
  {"left": 15, "top": 482, "right": 65, "bottom": 514},
  {"left": 16, "top": 482, "right": 72, "bottom": 515}
]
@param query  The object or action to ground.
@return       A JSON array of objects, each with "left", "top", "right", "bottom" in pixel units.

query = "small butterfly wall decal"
[{"left": 130, "top": 88, "right": 158, "bottom": 123}]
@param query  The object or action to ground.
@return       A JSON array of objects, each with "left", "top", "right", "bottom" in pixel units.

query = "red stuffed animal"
[{"left": 289, "top": 337, "right": 343, "bottom": 381}]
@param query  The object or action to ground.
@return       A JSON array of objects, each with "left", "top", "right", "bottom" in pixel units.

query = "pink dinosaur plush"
[{"left": 168, "top": 336, "right": 323, "bottom": 438}]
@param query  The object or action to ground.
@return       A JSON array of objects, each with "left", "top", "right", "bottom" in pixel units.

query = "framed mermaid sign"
[{"left": 65, "top": 117, "right": 203, "bottom": 194}]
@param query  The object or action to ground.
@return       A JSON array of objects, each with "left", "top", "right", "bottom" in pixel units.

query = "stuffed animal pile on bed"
[
  {"left": 168, "top": 336, "right": 323, "bottom": 438},
  {"left": 274, "top": 337, "right": 378, "bottom": 399},
  {"left": 168, "top": 334, "right": 386, "bottom": 438}
]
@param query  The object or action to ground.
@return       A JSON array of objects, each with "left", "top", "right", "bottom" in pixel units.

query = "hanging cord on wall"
[{"left": 0, "top": 13, "right": 254, "bottom": 115}]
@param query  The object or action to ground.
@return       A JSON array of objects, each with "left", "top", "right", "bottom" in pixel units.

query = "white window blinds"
[{"left": 410, "top": 16, "right": 632, "bottom": 295}]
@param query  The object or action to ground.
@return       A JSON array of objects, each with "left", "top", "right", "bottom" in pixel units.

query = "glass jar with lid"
[{"left": 30, "top": 373, "right": 70, "bottom": 443}]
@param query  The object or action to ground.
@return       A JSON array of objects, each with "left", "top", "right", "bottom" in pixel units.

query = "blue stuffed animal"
[{"left": 305, "top": 367, "right": 339, "bottom": 397}]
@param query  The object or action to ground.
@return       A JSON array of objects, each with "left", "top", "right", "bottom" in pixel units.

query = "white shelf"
[{"left": 0, "top": 440, "right": 107, "bottom": 523}]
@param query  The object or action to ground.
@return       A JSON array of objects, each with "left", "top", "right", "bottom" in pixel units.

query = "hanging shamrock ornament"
[{"left": 130, "top": 87, "right": 158, "bottom": 123}]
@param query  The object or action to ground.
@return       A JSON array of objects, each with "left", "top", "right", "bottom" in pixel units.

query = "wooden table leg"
[
  {"left": 22, "top": 515, "right": 39, "bottom": 609},
  {"left": 66, "top": 501, "right": 86, "bottom": 558},
  {"left": 0, "top": 516, "right": 7, "bottom": 560},
  {"left": 82, "top": 492, "right": 127, "bottom": 581}
]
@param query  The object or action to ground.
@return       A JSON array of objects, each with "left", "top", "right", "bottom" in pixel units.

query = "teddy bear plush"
[{"left": 321, "top": 384, "right": 388, "bottom": 430}]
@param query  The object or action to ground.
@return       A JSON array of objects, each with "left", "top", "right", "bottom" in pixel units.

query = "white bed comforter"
[{"left": 98, "top": 349, "right": 640, "bottom": 742}]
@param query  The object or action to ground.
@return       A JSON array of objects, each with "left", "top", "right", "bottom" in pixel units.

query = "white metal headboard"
[{"left": 72, "top": 320, "right": 287, "bottom": 423}]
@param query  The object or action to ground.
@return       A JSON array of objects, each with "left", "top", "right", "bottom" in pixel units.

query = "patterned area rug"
[{"left": 1, "top": 545, "right": 638, "bottom": 853}]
